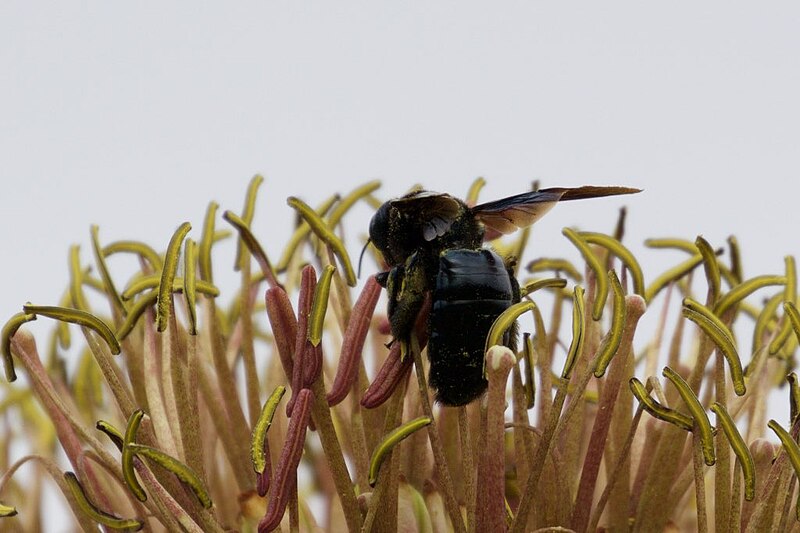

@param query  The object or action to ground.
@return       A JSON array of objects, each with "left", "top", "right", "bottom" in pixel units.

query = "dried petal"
[
  {"left": 265, "top": 286, "right": 297, "bottom": 379},
  {"left": 287, "top": 266, "right": 316, "bottom": 416},
  {"left": 362, "top": 298, "right": 430, "bottom": 409},
  {"left": 303, "top": 343, "right": 322, "bottom": 388},
  {"left": 361, "top": 341, "right": 412, "bottom": 409},
  {"left": 259, "top": 388, "right": 313, "bottom": 532},
  {"left": 328, "top": 277, "right": 382, "bottom": 406},
  {"left": 376, "top": 316, "right": 391, "bottom": 336},
  {"left": 257, "top": 467, "right": 270, "bottom": 498}
]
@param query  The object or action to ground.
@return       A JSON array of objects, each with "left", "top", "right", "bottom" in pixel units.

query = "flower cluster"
[{"left": 1, "top": 176, "right": 799, "bottom": 532}]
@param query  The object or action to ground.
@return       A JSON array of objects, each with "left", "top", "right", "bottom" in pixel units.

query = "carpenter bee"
[{"left": 369, "top": 185, "right": 640, "bottom": 406}]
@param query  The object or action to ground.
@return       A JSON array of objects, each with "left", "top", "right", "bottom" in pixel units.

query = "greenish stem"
[
  {"left": 309, "top": 377, "right": 362, "bottom": 532},
  {"left": 361, "top": 379, "right": 405, "bottom": 533},
  {"left": 411, "top": 339, "right": 467, "bottom": 533},
  {"left": 511, "top": 381, "right": 569, "bottom": 532},
  {"left": 692, "top": 429, "right": 708, "bottom": 533},
  {"left": 203, "top": 298, "right": 253, "bottom": 473},
  {"left": 459, "top": 404, "right": 477, "bottom": 533},
  {"left": 239, "top": 261, "right": 262, "bottom": 428}
]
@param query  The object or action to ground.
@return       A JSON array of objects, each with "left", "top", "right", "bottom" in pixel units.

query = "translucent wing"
[{"left": 473, "top": 186, "right": 641, "bottom": 235}]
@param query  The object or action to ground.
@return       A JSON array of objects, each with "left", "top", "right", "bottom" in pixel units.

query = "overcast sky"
[
  {"left": 3, "top": 3, "right": 799, "bottom": 309},
  {"left": 2, "top": 2, "right": 799, "bottom": 515}
]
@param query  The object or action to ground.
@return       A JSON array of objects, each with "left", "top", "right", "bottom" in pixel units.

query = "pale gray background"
[{"left": 2, "top": 1, "right": 799, "bottom": 528}]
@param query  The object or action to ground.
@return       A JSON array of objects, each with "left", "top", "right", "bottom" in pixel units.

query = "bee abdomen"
[{"left": 427, "top": 249, "right": 514, "bottom": 406}]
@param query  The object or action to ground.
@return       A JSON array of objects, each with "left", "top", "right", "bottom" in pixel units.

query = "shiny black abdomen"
[{"left": 427, "top": 249, "right": 515, "bottom": 406}]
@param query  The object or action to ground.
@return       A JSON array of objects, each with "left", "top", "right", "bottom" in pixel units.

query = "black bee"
[{"left": 369, "top": 185, "right": 640, "bottom": 406}]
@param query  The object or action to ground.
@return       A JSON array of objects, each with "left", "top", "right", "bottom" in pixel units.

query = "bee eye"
[{"left": 368, "top": 203, "right": 391, "bottom": 254}]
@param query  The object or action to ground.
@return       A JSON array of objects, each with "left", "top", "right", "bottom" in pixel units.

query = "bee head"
[
  {"left": 369, "top": 190, "right": 470, "bottom": 268},
  {"left": 368, "top": 200, "right": 395, "bottom": 264},
  {"left": 368, "top": 198, "right": 425, "bottom": 267}
]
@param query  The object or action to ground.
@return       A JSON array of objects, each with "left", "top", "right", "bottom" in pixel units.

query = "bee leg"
[
  {"left": 384, "top": 253, "right": 429, "bottom": 359},
  {"left": 375, "top": 271, "right": 390, "bottom": 287},
  {"left": 503, "top": 259, "right": 522, "bottom": 352}
]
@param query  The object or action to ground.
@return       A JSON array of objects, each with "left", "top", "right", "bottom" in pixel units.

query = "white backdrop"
[
  {"left": 2, "top": 2, "right": 799, "bottom": 529},
  {"left": 3, "top": 2, "right": 799, "bottom": 318}
]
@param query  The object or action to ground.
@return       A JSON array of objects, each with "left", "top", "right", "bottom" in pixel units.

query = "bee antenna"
[{"left": 357, "top": 239, "right": 371, "bottom": 279}]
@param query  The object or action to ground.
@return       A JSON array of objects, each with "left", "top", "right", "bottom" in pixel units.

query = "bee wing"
[
  {"left": 391, "top": 192, "right": 464, "bottom": 242},
  {"left": 473, "top": 186, "right": 641, "bottom": 235}
]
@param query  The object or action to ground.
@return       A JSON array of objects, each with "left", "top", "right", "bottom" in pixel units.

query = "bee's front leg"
[{"left": 376, "top": 253, "right": 430, "bottom": 358}]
